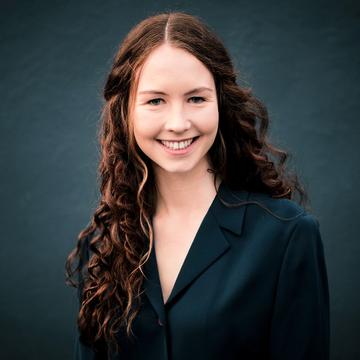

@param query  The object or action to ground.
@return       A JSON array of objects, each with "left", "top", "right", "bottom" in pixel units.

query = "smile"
[
  {"left": 156, "top": 136, "right": 200, "bottom": 154},
  {"left": 159, "top": 137, "right": 197, "bottom": 149}
]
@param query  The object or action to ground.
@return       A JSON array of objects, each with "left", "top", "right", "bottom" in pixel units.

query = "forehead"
[{"left": 136, "top": 44, "right": 215, "bottom": 93}]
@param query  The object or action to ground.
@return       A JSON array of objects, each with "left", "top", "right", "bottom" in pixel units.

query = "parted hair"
[{"left": 65, "top": 11, "right": 308, "bottom": 355}]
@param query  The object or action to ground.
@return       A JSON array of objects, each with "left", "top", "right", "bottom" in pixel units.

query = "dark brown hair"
[{"left": 65, "top": 10, "right": 308, "bottom": 354}]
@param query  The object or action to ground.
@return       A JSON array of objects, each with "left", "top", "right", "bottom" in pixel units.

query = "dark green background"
[{"left": 1, "top": 0, "right": 358, "bottom": 359}]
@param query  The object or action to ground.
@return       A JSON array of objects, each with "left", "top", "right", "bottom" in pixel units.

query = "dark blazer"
[{"left": 74, "top": 181, "right": 330, "bottom": 360}]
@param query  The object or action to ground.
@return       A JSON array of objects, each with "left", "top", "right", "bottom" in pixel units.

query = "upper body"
[
  {"left": 74, "top": 180, "right": 330, "bottom": 360},
  {"left": 70, "top": 12, "right": 330, "bottom": 360}
]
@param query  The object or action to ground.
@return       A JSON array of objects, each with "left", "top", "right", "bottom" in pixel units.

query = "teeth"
[{"left": 160, "top": 138, "right": 194, "bottom": 150}]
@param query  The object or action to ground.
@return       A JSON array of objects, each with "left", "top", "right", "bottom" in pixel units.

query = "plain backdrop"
[{"left": 1, "top": 0, "right": 359, "bottom": 359}]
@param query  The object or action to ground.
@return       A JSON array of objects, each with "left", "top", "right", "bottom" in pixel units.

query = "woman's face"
[{"left": 132, "top": 43, "right": 219, "bottom": 177}]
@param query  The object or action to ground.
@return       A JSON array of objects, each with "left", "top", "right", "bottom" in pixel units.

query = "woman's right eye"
[{"left": 147, "top": 98, "right": 163, "bottom": 106}]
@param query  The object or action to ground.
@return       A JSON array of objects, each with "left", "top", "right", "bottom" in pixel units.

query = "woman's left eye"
[{"left": 189, "top": 96, "right": 206, "bottom": 103}]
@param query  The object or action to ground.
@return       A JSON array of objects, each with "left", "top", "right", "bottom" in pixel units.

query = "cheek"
[
  {"left": 133, "top": 112, "right": 159, "bottom": 139},
  {"left": 196, "top": 105, "right": 219, "bottom": 133}
]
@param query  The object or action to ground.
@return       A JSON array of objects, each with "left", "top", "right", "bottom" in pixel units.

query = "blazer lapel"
[{"left": 142, "top": 181, "right": 250, "bottom": 317}]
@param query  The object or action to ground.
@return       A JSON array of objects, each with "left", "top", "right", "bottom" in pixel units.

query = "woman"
[{"left": 65, "top": 11, "right": 330, "bottom": 360}]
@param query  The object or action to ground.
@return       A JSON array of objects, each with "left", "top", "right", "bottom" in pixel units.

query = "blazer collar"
[{"left": 142, "top": 181, "right": 250, "bottom": 320}]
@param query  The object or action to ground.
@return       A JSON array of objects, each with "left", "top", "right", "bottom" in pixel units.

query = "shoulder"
[
  {"left": 241, "top": 191, "right": 324, "bottom": 262},
  {"left": 236, "top": 189, "right": 320, "bottom": 238},
  {"left": 217, "top": 183, "right": 320, "bottom": 240},
  {"left": 246, "top": 190, "right": 319, "bottom": 224},
  {"left": 220, "top": 182, "right": 308, "bottom": 222},
  {"left": 247, "top": 190, "right": 307, "bottom": 219}
]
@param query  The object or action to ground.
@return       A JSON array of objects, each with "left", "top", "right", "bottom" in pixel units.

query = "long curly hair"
[{"left": 65, "top": 10, "right": 309, "bottom": 355}]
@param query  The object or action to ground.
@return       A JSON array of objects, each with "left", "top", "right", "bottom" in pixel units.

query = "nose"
[{"left": 164, "top": 104, "right": 191, "bottom": 132}]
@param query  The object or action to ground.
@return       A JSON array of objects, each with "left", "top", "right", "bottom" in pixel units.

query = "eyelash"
[{"left": 147, "top": 96, "right": 206, "bottom": 106}]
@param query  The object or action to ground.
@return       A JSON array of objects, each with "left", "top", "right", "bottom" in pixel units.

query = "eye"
[
  {"left": 189, "top": 96, "right": 206, "bottom": 103},
  {"left": 147, "top": 98, "right": 163, "bottom": 106}
]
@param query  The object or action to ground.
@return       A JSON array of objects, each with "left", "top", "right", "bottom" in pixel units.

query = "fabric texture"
[{"left": 73, "top": 181, "right": 330, "bottom": 360}]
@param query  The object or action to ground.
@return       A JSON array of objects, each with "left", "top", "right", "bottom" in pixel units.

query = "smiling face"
[{"left": 131, "top": 43, "right": 219, "bottom": 180}]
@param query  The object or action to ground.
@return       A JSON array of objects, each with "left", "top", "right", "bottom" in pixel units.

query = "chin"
[{"left": 153, "top": 161, "right": 199, "bottom": 174}]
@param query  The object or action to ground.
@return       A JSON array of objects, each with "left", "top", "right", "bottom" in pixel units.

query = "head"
[
  {"left": 130, "top": 43, "right": 219, "bottom": 181},
  {"left": 66, "top": 11, "right": 307, "bottom": 354},
  {"left": 102, "top": 11, "right": 239, "bottom": 193}
]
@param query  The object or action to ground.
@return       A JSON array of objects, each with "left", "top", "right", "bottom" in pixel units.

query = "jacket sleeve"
[
  {"left": 269, "top": 213, "right": 330, "bottom": 360},
  {"left": 73, "top": 234, "right": 108, "bottom": 360},
  {"left": 74, "top": 335, "right": 105, "bottom": 360}
]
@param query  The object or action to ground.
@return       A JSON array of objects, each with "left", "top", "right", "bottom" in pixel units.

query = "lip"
[
  {"left": 157, "top": 136, "right": 197, "bottom": 142},
  {"left": 157, "top": 136, "right": 200, "bottom": 155}
]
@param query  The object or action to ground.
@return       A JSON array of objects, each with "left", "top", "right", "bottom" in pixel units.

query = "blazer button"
[{"left": 158, "top": 318, "right": 164, "bottom": 326}]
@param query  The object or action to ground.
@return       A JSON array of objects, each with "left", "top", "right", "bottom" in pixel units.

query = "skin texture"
[{"left": 132, "top": 43, "right": 220, "bottom": 217}]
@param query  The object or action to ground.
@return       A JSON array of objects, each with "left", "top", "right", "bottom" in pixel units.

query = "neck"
[{"left": 153, "top": 160, "right": 222, "bottom": 219}]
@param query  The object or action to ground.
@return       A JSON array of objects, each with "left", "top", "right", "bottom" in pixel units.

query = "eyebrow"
[{"left": 138, "top": 86, "right": 214, "bottom": 96}]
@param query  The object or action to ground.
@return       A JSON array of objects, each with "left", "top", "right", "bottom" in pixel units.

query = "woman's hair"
[{"left": 65, "top": 11, "right": 309, "bottom": 354}]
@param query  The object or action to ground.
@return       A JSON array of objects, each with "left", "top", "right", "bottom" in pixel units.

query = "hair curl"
[{"left": 65, "top": 10, "right": 309, "bottom": 355}]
